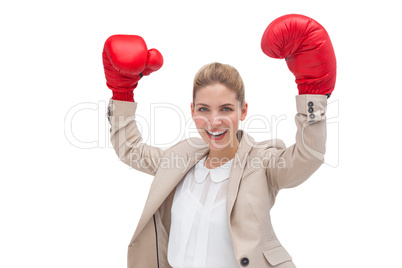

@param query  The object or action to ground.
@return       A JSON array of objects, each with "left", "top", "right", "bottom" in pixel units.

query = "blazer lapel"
[
  {"left": 131, "top": 131, "right": 254, "bottom": 241},
  {"left": 226, "top": 130, "right": 254, "bottom": 222},
  {"left": 132, "top": 139, "right": 209, "bottom": 241}
]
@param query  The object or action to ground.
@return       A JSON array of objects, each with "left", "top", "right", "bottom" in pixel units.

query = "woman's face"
[{"left": 191, "top": 83, "right": 248, "bottom": 151}]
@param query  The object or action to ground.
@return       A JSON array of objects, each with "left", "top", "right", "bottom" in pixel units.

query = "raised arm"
[
  {"left": 103, "top": 35, "right": 164, "bottom": 175},
  {"left": 261, "top": 14, "right": 336, "bottom": 190}
]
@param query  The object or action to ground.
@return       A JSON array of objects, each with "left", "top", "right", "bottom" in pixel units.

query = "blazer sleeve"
[
  {"left": 265, "top": 94, "right": 327, "bottom": 191},
  {"left": 107, "top": 99, "right": 163, "bottom": 176}
]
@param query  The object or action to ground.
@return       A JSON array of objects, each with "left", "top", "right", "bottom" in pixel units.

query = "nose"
[{"left": 210, "top": 113, "right": 223, "bottom": 127}]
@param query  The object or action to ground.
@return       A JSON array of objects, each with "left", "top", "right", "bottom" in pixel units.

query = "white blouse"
[{"left": 167, "top": 156, "right": 239, "bottom": 268}]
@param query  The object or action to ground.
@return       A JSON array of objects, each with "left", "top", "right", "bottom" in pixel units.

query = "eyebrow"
[{"left": 196, "top": 103, "right": 235, "bottom": 107}]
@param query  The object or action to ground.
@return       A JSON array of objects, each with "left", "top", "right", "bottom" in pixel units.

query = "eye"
[
  {"left": 198, "top": 107, "right": 208, "bottom": 112},
  {"left": 222, "top": 107, "right": 233, "bottom": 112}
]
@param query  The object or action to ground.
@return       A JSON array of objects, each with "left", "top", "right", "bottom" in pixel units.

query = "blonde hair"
[{"left": 193, "top": 62, "right": 245, "bottom": 107}]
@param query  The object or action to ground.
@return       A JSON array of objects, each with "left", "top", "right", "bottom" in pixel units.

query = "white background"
[{"left": 1, "top": 0, "right": 401, "bottom": 267}]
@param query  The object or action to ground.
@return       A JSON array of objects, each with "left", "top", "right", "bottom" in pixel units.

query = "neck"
[{"left": 205, "top": 139, "right": 239, "bottom": 169}]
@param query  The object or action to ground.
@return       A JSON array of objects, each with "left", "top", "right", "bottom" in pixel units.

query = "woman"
[{"left": 103, "top": 14, "right": 335, "bottom": 268}]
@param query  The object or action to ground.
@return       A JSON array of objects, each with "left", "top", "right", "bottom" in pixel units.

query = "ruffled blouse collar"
[{"left": 194, "top": 156, "right": 233, "bottom": 183}]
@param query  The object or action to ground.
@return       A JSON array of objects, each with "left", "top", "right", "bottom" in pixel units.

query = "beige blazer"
[{"left": 107, "top": 94, "right": 327, "bottom": 268}]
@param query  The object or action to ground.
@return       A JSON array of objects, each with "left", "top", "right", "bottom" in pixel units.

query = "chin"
[{"left": 201, "top": 133, "right": 235, "bottom": 151}]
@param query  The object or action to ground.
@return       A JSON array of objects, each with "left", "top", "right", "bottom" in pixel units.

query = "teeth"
[{"left": 206, "top": 129, "right": 227, "bottom": 136}]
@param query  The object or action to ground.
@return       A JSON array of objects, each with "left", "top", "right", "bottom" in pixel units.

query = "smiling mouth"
[{"left": 204, "top": 129, "right": 228, "bottom": 140}]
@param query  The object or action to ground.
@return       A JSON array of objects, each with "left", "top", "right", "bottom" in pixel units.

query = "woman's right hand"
[{"left": 102, "top": 35, "right": 163, "bottom": 102}]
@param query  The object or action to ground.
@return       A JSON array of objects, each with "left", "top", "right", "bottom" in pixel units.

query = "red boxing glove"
[
  {"left": 261, "top": 14, "right": 336, "bottom": 97},
  {"left": 102, "top": 35, "right": 163, "bottom": 102}
]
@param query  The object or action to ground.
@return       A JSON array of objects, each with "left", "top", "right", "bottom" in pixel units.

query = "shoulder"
[
  {"left": 235, "top": 131, "right": 287, "bottom": 167},
  {"left": 249, "top": 139, "right": 287, "bottom": 164},
  {"left": 241, "top": 132, "right": 287, "bottom": 166},
  {"left": 253, "top": 139, "right": 286, "bottom": 151},
  {"left": 240, "top": 131, "right": 286, "bottom": 152}
]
